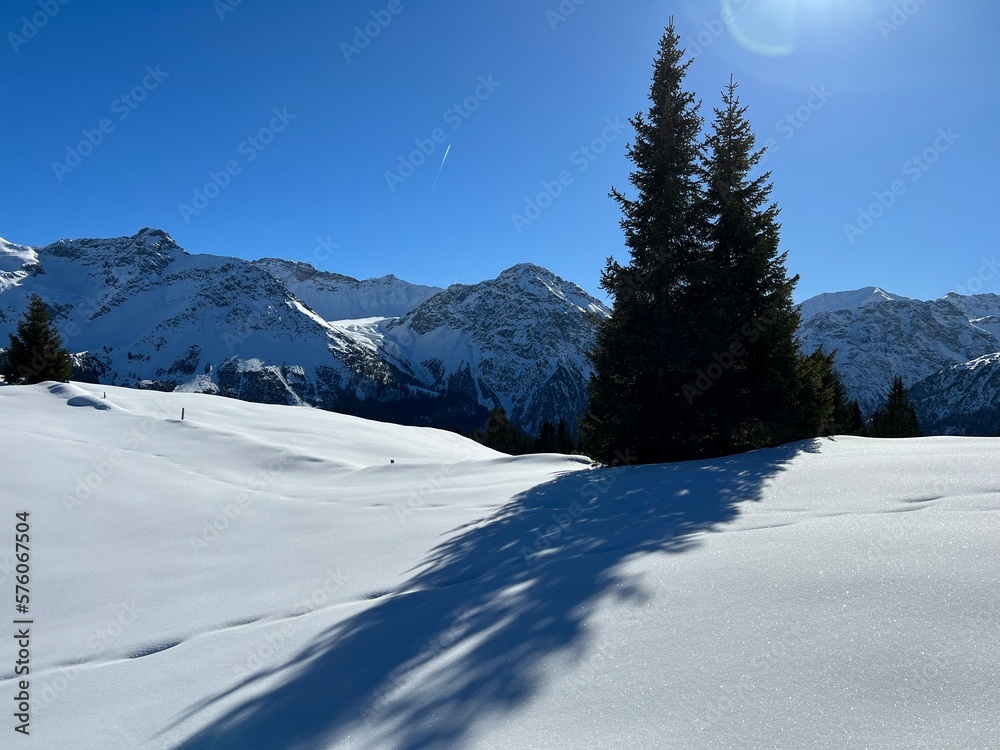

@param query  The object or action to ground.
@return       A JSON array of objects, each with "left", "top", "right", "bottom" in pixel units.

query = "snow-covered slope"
[
  {"left": 379, "top": 262, "right": 610, "bottom": 434},
  {"left": 1, "top": 383, "right": 997, "bottom": 749},
  {"left": 910, "top": 352, "right": 1000, "bottom": 435},
  {"left": 938, "top": 291, "right": 1000, "bottom": 339},
  {"left": 798, "top": 286, "right": 910, "bottom": 320},
  {"left": 253, "top": 258, "right": 442, "bottom": 320},
  {"left": 0, "top": 237, "right": 41, "bottom": 293}
]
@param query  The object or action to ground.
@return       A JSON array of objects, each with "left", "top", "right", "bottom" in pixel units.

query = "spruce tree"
[
  {"left": 3, "top": 295, "right": 72, "bottom": 385},
  {"left": 870, "top": 376, "right": 922, "bottom": 438},
  {"left": 698, "top": 78, "right": 805, "bottom": 452},
  {"left": 580, "top": 19, "right": 708, "bottom": 464}
]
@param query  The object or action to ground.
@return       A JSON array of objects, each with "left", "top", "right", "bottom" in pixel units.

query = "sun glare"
[{"left": 722, "top": 0, "right": 870, "bottom": 56}]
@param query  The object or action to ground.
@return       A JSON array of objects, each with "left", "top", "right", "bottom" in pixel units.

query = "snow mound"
[{"left": 46, "top": 382, "right": 122, "bottom": 411}]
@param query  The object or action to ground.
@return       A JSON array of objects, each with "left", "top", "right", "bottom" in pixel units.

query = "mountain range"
[
  {"left": 2, "top": 230, "right": 998, "bottom": 436},
  {"left": 797, "top": 285, "right": 1000, "bottom": 433},
  {"left": 0, "top": 229, "right": 608, "bottom": 436}
]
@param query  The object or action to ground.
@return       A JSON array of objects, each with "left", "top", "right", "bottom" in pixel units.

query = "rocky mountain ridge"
[{"left": 0, "top": 230, "right": 607, "bottom": 435}]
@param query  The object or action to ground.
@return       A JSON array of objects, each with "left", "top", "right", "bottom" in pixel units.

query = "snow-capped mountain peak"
[
  {"left": 798, "top": 286, "right": 909, "bottom": 319},
  {"left": 376, "top": 264, "right": 610, "bottom": 433}
]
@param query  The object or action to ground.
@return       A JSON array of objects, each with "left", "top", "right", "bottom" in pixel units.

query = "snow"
[
  {"left": 0, "top": 238, "right": 40, "bottom": 293},
  {"left": 798, "top": 286, "right": 909, "bottom": 319},
  {"left": 1, "top": 383, "right": 997, "bottom": 749},
  {"left": 254, "top": 259, "right": 442, "bottom": 322}
]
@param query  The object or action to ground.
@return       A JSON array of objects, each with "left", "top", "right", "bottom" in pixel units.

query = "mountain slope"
[
  {"left": 909, "top": 352, "right": 1000, "bottom": 434},
  {"left": 0, "top": 229, "right": 431, "bottom": 413},
  {"left": 253, "top": 258, "right": 442, "bottom": 320},
  {"left": 797, "top": 294, "right": 1000, "bottom": 415},
  {"left": 378, "top": 263, "right": 610, "bottom": 434}
]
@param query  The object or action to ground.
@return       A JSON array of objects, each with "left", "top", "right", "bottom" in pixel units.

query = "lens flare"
[
  {"left": 721, "top": 0, "right": 875, "bottom": 56},
  {"left": 723, "top": 0, "right": 798, "bottom": 56}
]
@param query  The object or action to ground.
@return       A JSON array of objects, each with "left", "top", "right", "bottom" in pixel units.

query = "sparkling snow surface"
[{"left": 1, "top": 383, "right": 997, "bottom": 749}]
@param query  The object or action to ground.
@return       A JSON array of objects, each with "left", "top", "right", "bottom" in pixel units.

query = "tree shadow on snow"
[{"left": 172, "top": 440, "right": 819, "bottom": 750}]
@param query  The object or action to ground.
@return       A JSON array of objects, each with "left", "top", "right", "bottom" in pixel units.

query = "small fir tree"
[{"left": 3, "top": 295, "right": 72, "bottom": 385}]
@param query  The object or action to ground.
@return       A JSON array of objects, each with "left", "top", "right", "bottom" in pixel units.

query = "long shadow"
[{"left": 172, "top": 440, "right": 818, "bottom": 750}]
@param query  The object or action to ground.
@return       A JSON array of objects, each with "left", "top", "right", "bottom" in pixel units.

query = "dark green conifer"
[
  {"left": 581, "top": 19, "right": 708, "bottom": 464},
  {"left": 870, "top": 376, "right": 922, "bottom": 438},
  {"left": 3, "top": 295, "right": 72, "bottom": 385}
]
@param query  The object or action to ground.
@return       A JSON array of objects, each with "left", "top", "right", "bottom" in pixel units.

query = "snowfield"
[{"left": 1, "top": 383, "right": 997, "bottom": 749}]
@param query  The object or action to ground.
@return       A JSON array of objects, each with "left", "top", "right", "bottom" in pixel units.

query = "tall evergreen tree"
[
  {"left": 580, "top": 19, "right": 709, "bottom": 464},
  {"left": 870, "top": 376, "right": 922, "bottom": 438},
  {"left": 697, "top": 78, "right": 805, "bottom": 453},
  {"left": 2, "top": 295, "right": 72, "bottom": 385}
]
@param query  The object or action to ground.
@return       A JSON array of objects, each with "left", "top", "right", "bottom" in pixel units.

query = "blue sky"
[{"left": 2, "top": 0, "right": 997, "bottom": 304}]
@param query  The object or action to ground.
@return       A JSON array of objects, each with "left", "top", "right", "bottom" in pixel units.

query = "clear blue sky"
[{"left": 2, "top": 0, "right": 997, "bottom": 304}]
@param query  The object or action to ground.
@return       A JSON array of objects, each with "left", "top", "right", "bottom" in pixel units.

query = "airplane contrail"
[{"left": 430, "top": 144, "right": 452, "bottom": 194}]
